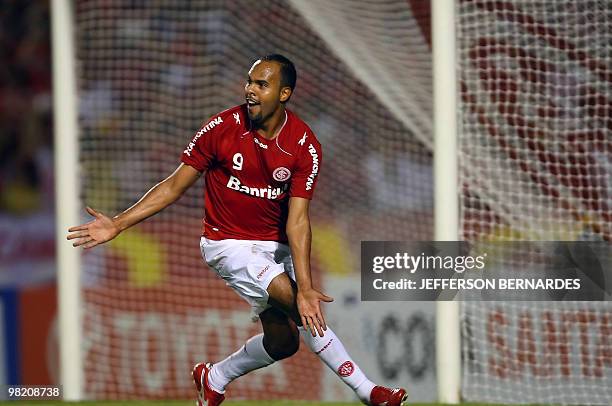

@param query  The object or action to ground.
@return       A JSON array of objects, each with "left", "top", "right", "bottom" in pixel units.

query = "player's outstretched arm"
[
  {"left": 67, "top": 163, "right": 201, "bottom": 249},
  {"left": 286, "top": 197, "right": 334, "bottom": 337}
]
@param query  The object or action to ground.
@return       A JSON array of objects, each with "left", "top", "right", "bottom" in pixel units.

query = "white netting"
[
  {"left": 463, "top": 301, "right": 612, "bottom": 404},
  {"left": 75, "top": 0, "right": 433, "bottom": 400},
  {"left": 458, "top": 0, "right": 612, "bottom": 404},
  {"left": 73, "top": 0, "right": 611, "bottom": 402}
]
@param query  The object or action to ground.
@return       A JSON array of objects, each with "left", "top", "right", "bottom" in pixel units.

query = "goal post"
[
  {"left": 52, "top": 0, "right": 83, "bottom": 401},
  {"left": 432, "top": 0, "right": 461, "bottom": 403}
]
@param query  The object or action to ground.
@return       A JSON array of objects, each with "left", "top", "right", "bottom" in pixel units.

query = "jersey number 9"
[{"left": 232, "top": 153, "right": 243, "bottom": 171}]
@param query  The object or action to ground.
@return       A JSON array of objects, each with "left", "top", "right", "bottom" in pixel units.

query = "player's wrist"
[
  {"left": 111, "top": 215, "right": 127, "bottom": 233},
  {"left": 297, "top": 285, "right": 314, "bottom": 294}
]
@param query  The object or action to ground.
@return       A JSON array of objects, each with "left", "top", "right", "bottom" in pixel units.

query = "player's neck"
[{"left": 255, "top": 107, "right": 286, "bottom": 140}]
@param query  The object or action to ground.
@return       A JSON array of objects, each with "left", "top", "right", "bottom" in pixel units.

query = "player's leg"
[
  {"left": 260, "top": 306, "right": 300, "bottom": 360},
  {"left": 207, "top": 306, "right": 299, "bottom": 393},
  {"left": 266, "top": 272, "right": 408, "bottom": 405},
  {"left": 196, "top": 238, "right": 406, "bottom": 405},
  {"left": 267, "top": 273, "right": 375, "bottom": 401},
  {"left": 194, "top": 238, "right": 300, "bottom": 405}
]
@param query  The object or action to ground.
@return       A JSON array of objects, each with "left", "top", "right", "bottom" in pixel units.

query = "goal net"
[
  {"left": 74, "top": 0, "right": 433, "bottom": 400},
  {"left": 457, "top": 0, "right": 611, "bottom": 404},
  {"left": 71, "top": 0, "right": 610, "bottom": 402}
]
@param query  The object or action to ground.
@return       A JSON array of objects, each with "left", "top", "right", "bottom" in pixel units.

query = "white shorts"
[{"left": 200, "top": 237, "right": 296, "bottom": 320}]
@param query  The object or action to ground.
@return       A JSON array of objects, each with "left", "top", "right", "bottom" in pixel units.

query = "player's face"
[{"left": 245, "top": 60, "right": 289, "bottom": 124}]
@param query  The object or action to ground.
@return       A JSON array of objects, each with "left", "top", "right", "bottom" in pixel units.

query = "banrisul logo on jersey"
[
  {"left": 273, "top": 167, "right": 291, "bottom": 182},
  {"left": 306, "top": 144, "right": 319, "bottom": 191},
  {"left": 183, "top": 116, "right": 223, "bottom": 157},
  {"left": 226, "top": 175, "right": 288, "bottom": 199}
]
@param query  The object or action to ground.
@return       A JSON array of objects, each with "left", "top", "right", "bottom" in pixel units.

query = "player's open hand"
[
  {"left": 297, "top": 288, "right": 334, "bottom": 337},
  {"left": 66, "top": 207, "right": 120, "bottom": 249}
]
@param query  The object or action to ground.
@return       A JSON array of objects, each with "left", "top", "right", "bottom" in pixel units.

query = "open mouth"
[{"left": 246, "top": 98, "right": 260, "bottom": 107}]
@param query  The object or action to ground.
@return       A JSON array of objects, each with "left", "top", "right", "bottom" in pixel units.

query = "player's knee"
[
  {"left": 271, "top": 337, "right": 299, "bottom": 360},
  {"left": 264, "top": 330, "right": 300, "bottom": 360}
]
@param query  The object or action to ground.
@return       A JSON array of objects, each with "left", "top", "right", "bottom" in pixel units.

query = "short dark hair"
[{"left": 260, "top": 54, "right": 297, "bottom": 91}]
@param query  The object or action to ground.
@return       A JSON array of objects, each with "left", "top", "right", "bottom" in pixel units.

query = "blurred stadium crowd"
[
  {"left": 0, "top": 1, "right": 54, "bottom": 286},
  {"left": 0, "top": 1, "right": 52, "bottom": 217}
]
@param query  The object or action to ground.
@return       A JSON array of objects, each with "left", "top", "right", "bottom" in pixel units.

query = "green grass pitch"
[{"left": 0, "top": 402, "right": 536, "bottom": 406}]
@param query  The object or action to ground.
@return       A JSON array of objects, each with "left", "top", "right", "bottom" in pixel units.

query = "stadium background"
[{"left": 0, "top": 0, "right": 610, "bottom": 404}]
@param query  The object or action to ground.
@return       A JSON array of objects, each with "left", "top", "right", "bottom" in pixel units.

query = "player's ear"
[{"left": 280, "top": 86, "right": 292, "bottom": 103}]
